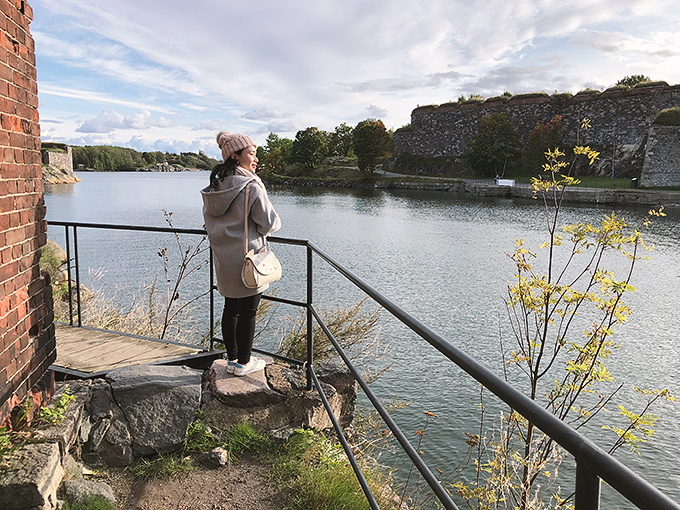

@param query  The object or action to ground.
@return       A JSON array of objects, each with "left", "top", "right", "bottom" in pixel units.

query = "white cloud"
[
  {"left": 76, "top": 109, "right": 176, "bottom": 133},
  {"left": 193, "top": 119, "right": 224, "bottom": 132},
  {"left": 39, "top": 84, "right": 174, "bottom": 113},
  {"left": 366, "top": 105, "right": 388, "bottom": 118},
  {"left": 255, "top": 121, "right": 299, "bottom": 135},
  {"left": 570, "top": 30, "right": 680, "bottom": 59},
  {"left": 241, "top": 108, "right": 293, "bottom": 120}
]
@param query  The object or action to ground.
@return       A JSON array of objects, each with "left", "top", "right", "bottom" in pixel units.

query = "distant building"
[{"left": 41, "top": 144, "right": 74, "bottom": 174}]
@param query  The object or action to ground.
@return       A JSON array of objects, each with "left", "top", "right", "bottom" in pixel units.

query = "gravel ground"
[{"left": 103, "top": 457, "right": 287, "bottom": 510}]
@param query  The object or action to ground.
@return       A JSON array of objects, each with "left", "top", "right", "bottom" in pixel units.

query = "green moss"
[
  {"left": 510, "top": 91, "right": 550, "bottom": 100},
  {"left": 653, "top": 108, "right": 680, "bottom": 126}
]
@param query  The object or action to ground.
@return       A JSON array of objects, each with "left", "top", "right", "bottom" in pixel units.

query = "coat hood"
[{"left": 201, "top": 175, "right": 255, "bottom": 217}]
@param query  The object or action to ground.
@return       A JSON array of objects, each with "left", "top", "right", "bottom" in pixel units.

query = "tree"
[
  {"left": 353, "top": 118, "right": 390, "bottom": 173},
  {"left": 328, "top": 122, "right": 354, "bottom": 157},
  {"left": 521, "top": 114, "right": 564, "bottom": 174},
  {"left": 290, "top": 127, "right": 327, "bottom": 170},
  {"left": 617, "top": 74, "right": 650, "bottom": 88},
  {"left": 451, "top": 143, "right": 674, "bottom": 510},
  {"left": 264, "top": 132, "right": 293, "bottom": 164},
  {"left": 464, "top": 113, "right": 521, "bottom": 177}
]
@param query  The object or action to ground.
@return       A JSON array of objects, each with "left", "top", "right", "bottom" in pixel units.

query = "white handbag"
[{"left": 240, "top": 185, "right": 282, "bottom": 289}]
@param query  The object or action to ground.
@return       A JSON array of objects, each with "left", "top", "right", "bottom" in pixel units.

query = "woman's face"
[{"left": 234, "top": 145, "right": 258, "bottom": 172}]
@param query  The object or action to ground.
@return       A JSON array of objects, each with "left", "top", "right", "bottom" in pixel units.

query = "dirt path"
[{"left": 104, "top": 458, "right": 287, "bottom": 510}]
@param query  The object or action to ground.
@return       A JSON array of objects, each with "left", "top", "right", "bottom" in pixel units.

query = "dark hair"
[{"left": 209, "top": 148, "right": 243, "bottom": 189}]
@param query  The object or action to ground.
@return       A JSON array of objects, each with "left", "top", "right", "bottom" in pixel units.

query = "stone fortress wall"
[
  {"left": 641, "top": 125, "right": 680, "bottom": 187},
  {"left": 41, "top": 145, "right": 73, "bottom": 173},
  {"left": 393, "top": 83, "right": 680, "bottom": 181}
]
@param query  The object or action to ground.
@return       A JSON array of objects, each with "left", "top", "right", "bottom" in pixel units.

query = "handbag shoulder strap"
[
  {"left": 242, "top": 178, "right": 268, "bottom": 256},
  {"left": 243, "top": 184, "right": 250, "bottom": 256}
]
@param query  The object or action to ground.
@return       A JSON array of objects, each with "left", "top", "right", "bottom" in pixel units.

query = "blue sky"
[{"left": 32, "top": 0, "right": 680, "bottom": 159}]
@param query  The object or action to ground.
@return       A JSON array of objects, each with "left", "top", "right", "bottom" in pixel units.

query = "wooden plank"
[{"left": 54, "top": 325, "right": 203, "bottom": 374}]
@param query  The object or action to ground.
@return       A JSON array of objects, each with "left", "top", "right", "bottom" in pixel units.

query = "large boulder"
[
  {"left": 204, "top": 361, "right": 357, "bottom": 433},
  {"left": 0, "top": 442, "right": 64, "bottom": 510},
  {"left": 209, "top": 358, "right": 285, "bottom": 407},
  {"left": 106, "top": 365, "right": 202, "bottom": 456}
]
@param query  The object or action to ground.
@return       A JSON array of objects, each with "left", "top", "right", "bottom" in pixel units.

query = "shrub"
[
  {"left": 616, "top": 74, "right": 650, "bottom": 88},
  {"left": 653, "top": 107, "right": 680, "bottom": 126}
]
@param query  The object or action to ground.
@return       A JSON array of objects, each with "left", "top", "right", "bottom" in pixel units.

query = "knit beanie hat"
[{"left": 216, "top": 131, "right": 256, "bottom": 161}]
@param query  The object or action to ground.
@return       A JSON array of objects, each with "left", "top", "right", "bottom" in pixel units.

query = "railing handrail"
[{"left": 46, "top": 219, "right": 679, "bottom": 510}]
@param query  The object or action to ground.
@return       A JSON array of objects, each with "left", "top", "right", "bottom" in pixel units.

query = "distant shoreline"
[{"left": 264, "top": 174, "right": 680, "bottom": 208}]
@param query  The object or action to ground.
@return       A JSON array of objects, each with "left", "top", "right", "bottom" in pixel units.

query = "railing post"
[
  {"left": 575, "top": 461, "right": 601, "bottom": 510},
  {"left": 209, "top": 248, "right": 214, "bottom": 350},
  {"left": 73, "top": 226, "right": 82, "bottom": 327},
  {"left": 306, "top": 244, "right": 313, "bottom": 391},
  {"left": 64, "top": 225, "right": 73, "bottom": 326}
]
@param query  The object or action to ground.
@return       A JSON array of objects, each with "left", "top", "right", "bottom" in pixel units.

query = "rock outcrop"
[
  {"left": 42, "top": 164, "right": 81, "bottom": 184},
  {"left": 204, "top": 360, "right": 357, "bottom": 435},
  {"left": 0, "top": 361, "right": 357, "bottom": 509}
]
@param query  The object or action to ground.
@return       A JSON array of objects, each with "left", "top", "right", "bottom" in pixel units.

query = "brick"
[
  {"left": 4, "top": 227, "right": 23, "bottom": 245},
  {"left": 8, "top": 130, "right": 25, "bottom": 147},
  {"left": 24, "top": 2, "right": 33, "bottom": 21},
  {"left": 0, "top": 61, "right": 12, "bottom": 81},
  {"left": 0, "top": 196, "right": 14, "bottom": 213}
]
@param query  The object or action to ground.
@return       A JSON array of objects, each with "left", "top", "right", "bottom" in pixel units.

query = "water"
[{"left": 45, "top": 172, "right": 680, "bottom": 507}]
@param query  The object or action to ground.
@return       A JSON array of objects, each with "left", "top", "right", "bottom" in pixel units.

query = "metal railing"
[{"left": 48, "top": 220, "right": 679, "bottom": 510}]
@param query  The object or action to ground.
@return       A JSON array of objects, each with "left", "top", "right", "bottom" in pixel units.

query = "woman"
[{"left": 201, "top": 131, "right": 281, "bottom": 376}]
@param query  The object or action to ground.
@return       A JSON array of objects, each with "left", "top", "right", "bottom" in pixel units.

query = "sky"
[{"left": 32, "top": 0, "right": 680, "bottom": 160}]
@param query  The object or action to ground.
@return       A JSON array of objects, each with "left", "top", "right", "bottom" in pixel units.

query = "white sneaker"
[
  {"left": 226, "top": 360, "right": 239, "bottom": 374},
  {"left": 234, "top": 358, "right": 266, "bottom": 377}
]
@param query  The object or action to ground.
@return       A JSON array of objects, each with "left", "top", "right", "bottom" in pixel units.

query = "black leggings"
[{"left": 221, "top": 293, "right": 262, "bottom": 365}]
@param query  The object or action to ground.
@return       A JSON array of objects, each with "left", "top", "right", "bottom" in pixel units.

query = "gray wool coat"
[{"left": 201, "top": 172, "right": 281, "bottom": 298}]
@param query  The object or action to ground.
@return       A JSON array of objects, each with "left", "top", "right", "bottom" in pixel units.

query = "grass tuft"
[
  {"left": 62, "top": 495, "right": 117, "bottom": 510},
  {"left": 271, "top": 429, "right": 401, "bottom": 510}
]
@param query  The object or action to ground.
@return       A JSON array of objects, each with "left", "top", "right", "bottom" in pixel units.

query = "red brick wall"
[{"left": 0, "top": 0, "right": 55, "bottom": 427}]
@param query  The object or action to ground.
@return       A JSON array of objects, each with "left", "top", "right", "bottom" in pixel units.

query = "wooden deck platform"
[{"left": 52, "top": 324, "right": 224, "bottom": 378}]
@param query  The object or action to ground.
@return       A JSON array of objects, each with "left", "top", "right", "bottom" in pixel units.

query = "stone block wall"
[
  {"left": 42, "top": 146, "right": 73, "bottom": 173},
  {"left": 641, "top": 125, "right": 680, "bottom": 187},
  {"left": 394, "top": 85, "right": 680, "bottom": 176},
  {"left": 0, "top": 0, "right": 55, "bottom": 427}
]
